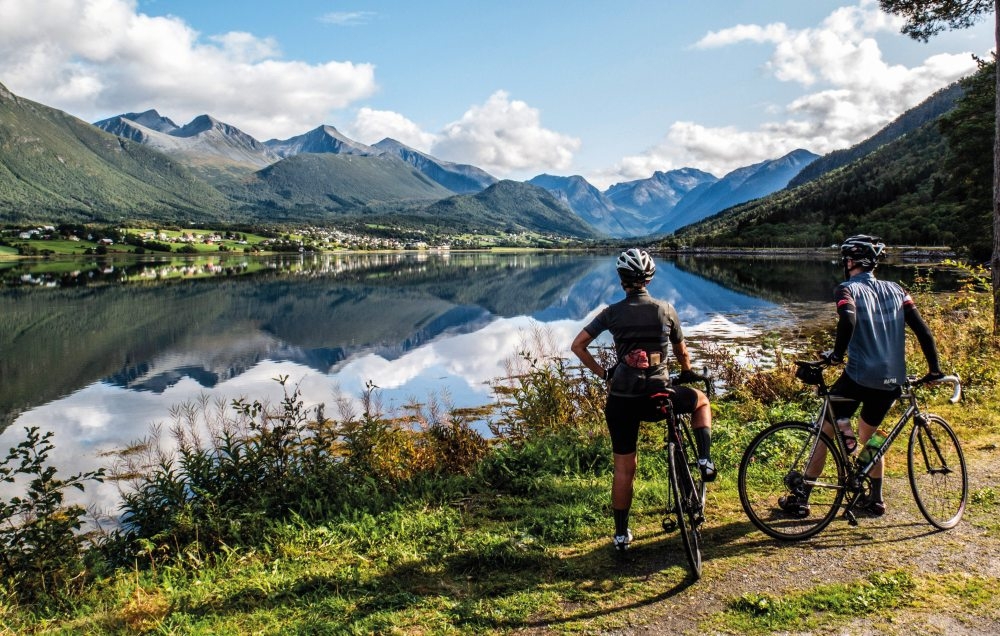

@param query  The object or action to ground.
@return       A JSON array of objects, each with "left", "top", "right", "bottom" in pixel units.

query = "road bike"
[
  {"left": 655, "top": 373, "right": 712, "bottom": 578},
  {"left": 737, "top": 359, "right": 966, "bottom": 541}
]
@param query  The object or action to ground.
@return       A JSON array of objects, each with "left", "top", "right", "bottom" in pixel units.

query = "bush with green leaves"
[
  {"left": 103, "top": 377, "right": 493, "bottom": 566},
  {"left": 0, "top": 427, "right": 104, "bottom": 605},
  {"left": 488, "top": 327, "right": 607, "bottom": 444}
]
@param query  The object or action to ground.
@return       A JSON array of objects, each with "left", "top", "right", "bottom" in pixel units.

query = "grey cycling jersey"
[
  {"left": 583, "top": 289, "right": 683, "bottom": 397},
  {"left": 836, "top": 271, "right": 912, "bottom": 390}
]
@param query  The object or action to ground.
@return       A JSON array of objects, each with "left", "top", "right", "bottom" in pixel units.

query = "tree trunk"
[{"left": 994, "top": 2, "right": 1000, "bottom": 335}]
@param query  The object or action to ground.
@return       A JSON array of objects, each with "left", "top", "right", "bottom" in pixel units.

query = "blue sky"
[{"left": 0, "top": 0, "right": 994, "bottom": 188}]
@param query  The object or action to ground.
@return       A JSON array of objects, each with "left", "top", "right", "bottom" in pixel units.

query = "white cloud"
[
  {"left": 348, "top": 108, "right": 436, "bottom": 152},
  {"left": 319, "top": 11, "right": 377, "bottom": 27},
  {"left": 0, "top": 0, "right": 377, "bottom": 140},
  {"left": 431, "top": 91, "right": 581, "bottom": 175},
  {"left": 594, "top": 0, "right": 981, "bottom": 188}
]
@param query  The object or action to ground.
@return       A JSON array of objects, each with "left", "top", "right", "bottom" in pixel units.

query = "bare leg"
[
  {"left": 802, "top": 419, "right": 834, "bottom": 479},
  {"left": 690, "top": 390, "right": 711, "bottom": 431},
  {"left": 857, "top": 419, "right": 884, "bottom": 478}
]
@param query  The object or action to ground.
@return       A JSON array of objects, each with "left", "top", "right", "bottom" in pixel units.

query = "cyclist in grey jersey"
[{"left": 779, "top": 234, "right": 942, "bottom": 518}]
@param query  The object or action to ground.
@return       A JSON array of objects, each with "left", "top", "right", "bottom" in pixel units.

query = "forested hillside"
[
  {"left": 0, "top": 83, "right": 233, "bottom": 225},
  {"left": 673, "top": 59, "right": 995, "bottom": 261},
  {"left": 223, "top": 153, "right": 453, "bottom": 222},
  {"left": 418, "top": 180, "right": 601, "bottom": 239}
]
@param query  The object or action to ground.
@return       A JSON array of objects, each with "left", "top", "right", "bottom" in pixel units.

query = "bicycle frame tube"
[
  {"left": 912, "top": 416, "right": 952, "bottom": 476},
  {"left": 853, "top": 389, "right": 918, "bottom": 476},
  {"left": 802, "top": 394, "right": 855, "bottom": 478}
]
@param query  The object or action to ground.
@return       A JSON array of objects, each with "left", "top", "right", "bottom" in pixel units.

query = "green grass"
[
  {"left": 4, "top": 239, "right": 97, "bottom": 255},
  {"left": 719, "top": 571, "right": 916, "bottom": 633}
]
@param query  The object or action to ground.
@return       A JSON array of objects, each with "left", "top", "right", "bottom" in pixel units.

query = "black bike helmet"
[
  {"left": 840, "top": 234, "right": 886, "bottom": 270},
  {"left": 616, "top": 248, "right": 656, "bottom": 284}
]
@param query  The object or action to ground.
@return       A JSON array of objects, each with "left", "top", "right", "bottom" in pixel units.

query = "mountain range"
[
  {"left": 0, "top": 77, "right": 963, "bottom": 239},
  {"left": 670, "top": 74, "right": 986, "bottom": 256}
]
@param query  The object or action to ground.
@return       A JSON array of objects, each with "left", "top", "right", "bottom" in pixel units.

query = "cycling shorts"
[
  {"left": 829, "top": 372, "right": 901, "bottom": 427},
  {"left": 604, "top": 386, "right": 699, "bottom": 455}
]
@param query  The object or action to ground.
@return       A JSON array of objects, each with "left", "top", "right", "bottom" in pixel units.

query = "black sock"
[
  {"left": 694, "top": 427, "right": 712, "bottom": 461},
  {"left": 613, "top": 508, "right": 630, "bottom": 536},
  {"left": 870, "top": 477, "right": 883, "bottom": 501}
]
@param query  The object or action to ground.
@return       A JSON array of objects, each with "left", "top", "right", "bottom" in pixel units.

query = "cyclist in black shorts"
[
  {"left": 780, "top": 234, "right": 943, "bottom": 518},
  {"left": 571, "top": 248, "right": 715, "bottom": 551}
]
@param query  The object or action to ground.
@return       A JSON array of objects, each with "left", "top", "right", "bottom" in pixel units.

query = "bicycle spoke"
[{"left": 738, "top": 421, "right": 846, "bottom": 541}]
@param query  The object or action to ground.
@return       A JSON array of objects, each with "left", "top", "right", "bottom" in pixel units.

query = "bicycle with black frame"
[
  {"left": 654, "top": 371, "right": 713, "bottom": 579},
  {"left": 738, "top": 358, "right": 966, "bottom": 541}
]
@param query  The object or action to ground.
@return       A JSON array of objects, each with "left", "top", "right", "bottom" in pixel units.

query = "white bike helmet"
[{"left": 616, "top": 248, "right": 656, "bottom": 284}]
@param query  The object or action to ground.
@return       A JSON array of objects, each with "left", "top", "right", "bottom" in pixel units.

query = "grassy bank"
[{"left": 1, "top": 267, "right": 998, "bottom": 635}]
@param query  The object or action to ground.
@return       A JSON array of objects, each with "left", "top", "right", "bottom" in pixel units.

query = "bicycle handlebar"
[
  {"left": 912, "top": 374, "right": 962, "bottom": 403},
  {"left": 672, "top": 369, "right": 714, "bottom": 398}
]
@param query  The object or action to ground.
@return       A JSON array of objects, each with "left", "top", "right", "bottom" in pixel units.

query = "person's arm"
[
  {"left": 571, "top": 329, "right": 607, "bottom": 379},
  {"left": 904, "top": 303, "right": 942, "bottom": 375},
  {"left": 829, "top": 286, "right": 856, "bottom": 362},
  {"left": 671, "top": 339, "right": 693, "bottom": 373}
]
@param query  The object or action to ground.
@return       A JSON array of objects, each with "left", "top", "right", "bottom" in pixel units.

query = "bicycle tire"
[
  {"left": 669, "top": 441, "right": 702, "bottom": 579},
  {"left": 908, "top": 414, "right": 967, "bottom": 529},
  {"left": 738, "top": 421, "right": 846, "bottom": 541}
]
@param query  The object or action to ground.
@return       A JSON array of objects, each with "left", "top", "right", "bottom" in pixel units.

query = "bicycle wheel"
[
  {"left": 908, "top": 414, "right": 967, "bottom": 530},
  {"left": 738, "top": 421, "right": 846, "bottom": 540},
  {"left": 669, "top": 441, "right": 702, "bottom": 579}
]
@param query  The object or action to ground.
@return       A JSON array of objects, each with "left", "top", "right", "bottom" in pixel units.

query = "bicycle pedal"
[
  {"left": 845, "top": 510, "right": 858, "bottom": 526},
  {"left": 662, "top": 519, "right": 677, "bottom": 532}
]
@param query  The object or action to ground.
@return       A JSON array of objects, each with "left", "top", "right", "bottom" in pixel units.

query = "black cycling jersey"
[{"left": 583, "top": 288, "right": 684, "bottom": 398}]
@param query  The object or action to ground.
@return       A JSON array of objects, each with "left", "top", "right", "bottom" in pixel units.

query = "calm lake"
[{"left": 0, "top": 250, "right": 947, "bottom": 513}]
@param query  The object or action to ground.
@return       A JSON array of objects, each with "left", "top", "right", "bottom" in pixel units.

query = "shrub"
[
  {"left": 104, "top": 378, "right": 493, "bottom": 565},
  {"left": 0, "top": 427, "right": 104, "bottom": 605},
  {"left": 489, "top": 326, "right": 606, "bottom": 443}
]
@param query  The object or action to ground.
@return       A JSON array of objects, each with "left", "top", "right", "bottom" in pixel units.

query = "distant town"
[{"left": 0, "top": 223, "right": 584, "bottom": 259}]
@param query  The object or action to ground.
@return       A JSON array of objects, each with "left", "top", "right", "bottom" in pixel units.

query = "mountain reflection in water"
[
  {"left": 2, "top": 250, "right": 942, "bottom": 512},
  {"left": 2, "top": 251, "right": 941, "bottom": 429}
]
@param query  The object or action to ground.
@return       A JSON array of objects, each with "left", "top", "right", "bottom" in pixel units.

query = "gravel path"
[{"left": 619, "top": 445, "right": 1000, "bottom": 635}]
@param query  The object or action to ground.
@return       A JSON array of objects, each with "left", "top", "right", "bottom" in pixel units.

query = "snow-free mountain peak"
[
  {"left": 659, "top": 148, "right": 819, "bottom": 233},
  {"left": 264, "top": 125, "right": 376, "bottom": 158},
  {"left": 374, "top": 137, "right": 497, "bottom": 193}
]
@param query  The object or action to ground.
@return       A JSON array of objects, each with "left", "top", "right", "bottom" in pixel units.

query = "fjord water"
[{"left": 0, "top": 251, "right": 922, "bottom": 511}]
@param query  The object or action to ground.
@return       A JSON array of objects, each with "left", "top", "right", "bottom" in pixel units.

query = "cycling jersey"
[
  {"left": 834, "top": 271, "right": 910, "bottom": 390},
  {"left": 583, "top": 288, "right": 683, "bottom": 397}
]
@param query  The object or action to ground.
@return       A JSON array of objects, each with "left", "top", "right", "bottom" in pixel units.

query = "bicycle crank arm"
[{"left": 842, "top": 492, "right": 861, "bottom": 526}]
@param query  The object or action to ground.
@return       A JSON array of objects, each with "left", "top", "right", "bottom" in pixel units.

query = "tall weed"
[
  {"left": 103, "top": 377, "right": 493, "bottom": 565},
  {"left": 489, "top": 326, "right": 605, "bottom": 443},
  {"left": 911, "top": 262, "right": 998, "bottom": 399}
]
